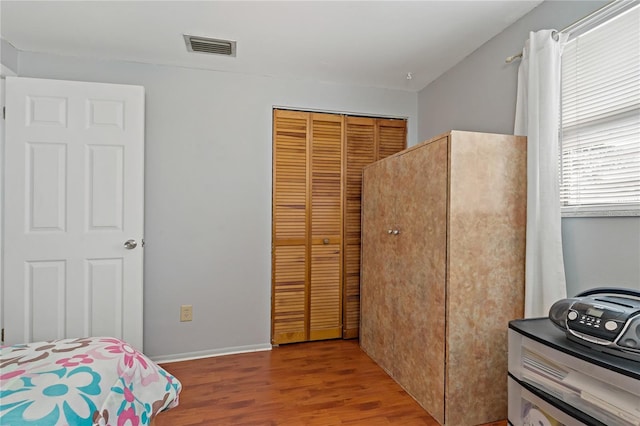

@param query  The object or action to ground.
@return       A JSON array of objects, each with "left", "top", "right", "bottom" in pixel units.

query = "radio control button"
[
  {"left": 604, "top": 320, "right": 618, "bottom": 331},
  {"left": 568, "top": 311, "right": 578, "bottom": 321}
]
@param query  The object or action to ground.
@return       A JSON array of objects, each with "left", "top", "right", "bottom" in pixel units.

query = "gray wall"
[
  {"left": 15, "top": 52, "right": 418, "bottom": 359},
  {"left": 1, "top": 38, "right": 18, "bottom": 74},
  {"left": 418, "top": 0, "right": 640, "bottom": 297}
]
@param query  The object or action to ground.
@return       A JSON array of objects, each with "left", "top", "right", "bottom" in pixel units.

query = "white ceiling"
[{"left": 0, "top": 1, "right": 543, "bottom": 92}]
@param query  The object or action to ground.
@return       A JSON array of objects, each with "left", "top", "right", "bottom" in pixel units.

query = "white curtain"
[{"left": 514, "top": 30, "right": 569, "bottom": 318}]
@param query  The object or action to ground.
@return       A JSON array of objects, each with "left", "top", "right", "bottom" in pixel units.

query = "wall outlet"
[{"left": 180, "top": 305, "right": 193, "bottom": 322}]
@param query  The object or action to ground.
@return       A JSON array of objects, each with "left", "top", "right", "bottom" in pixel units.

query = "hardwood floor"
[{"left": 155, "top": 339, "right": 507, "bottom": 426}]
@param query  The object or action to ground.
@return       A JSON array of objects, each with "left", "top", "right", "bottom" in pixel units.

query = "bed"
[{"left": 0, "top": 337, "right": 181, "bottom": 425}]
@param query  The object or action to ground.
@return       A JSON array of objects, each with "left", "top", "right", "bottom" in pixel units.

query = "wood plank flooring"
[{"left": 155, "top": 339, "right": 507, "bottom": 426}]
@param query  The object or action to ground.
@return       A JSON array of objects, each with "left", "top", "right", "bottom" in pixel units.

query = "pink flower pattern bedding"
[{"left": 0, "top": 337, "right": 181, "bottom": 425}]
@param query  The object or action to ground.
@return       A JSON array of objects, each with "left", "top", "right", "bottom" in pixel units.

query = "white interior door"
[{"left": 3, "top": 76, "right": 145, "bottom": 349}]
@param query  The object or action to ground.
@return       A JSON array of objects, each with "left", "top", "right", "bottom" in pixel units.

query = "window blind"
[{"left": 560, "top": 4, "right": 640, "bottom": 215}]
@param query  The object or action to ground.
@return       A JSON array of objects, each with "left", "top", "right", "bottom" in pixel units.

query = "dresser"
[{"left": 508, "top": 318, "right": 640, "bottom": 426}]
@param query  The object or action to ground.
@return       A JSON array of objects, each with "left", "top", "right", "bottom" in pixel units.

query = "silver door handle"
[
  {"left": 387, "top": 229, "right": 393, "bottom": 234},
  {"left": 392, "top": 230, "right": 400, "bottom": 235},
  {"left": 124, "top": 239, "right": 137, "bottom": 249}
]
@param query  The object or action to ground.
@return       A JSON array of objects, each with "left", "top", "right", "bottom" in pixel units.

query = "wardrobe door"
[
  {"left": 272, "top": 110, "right": 309, "bottom": 344},
  {"left": 360, "top": 156, "right": 399, "bottom": 374},
  {"left": 309, "top": 113, "right": 344, "bottom": 340},
  {"left": 393, "top": 138, "right": 449, "bottom": 425}
]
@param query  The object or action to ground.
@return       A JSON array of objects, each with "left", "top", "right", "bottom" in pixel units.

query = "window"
[{"left": 560, "top": 3, "right": 640, "bottom": 217}]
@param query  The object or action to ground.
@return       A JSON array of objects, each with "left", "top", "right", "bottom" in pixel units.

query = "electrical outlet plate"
[{"left": 180, "top": 305, "right": 193, "bottom": 322}]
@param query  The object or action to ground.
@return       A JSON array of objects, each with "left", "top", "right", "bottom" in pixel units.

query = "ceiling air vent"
[{"left": 184, "top": 35, "right": 236, "bottom": 57}]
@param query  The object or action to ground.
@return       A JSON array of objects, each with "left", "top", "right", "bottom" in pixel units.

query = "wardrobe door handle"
[
  {"left": 387, "top": 229, "right": 393, "bottom": 234},
  {"left": 392, "top": 229, "right": 400, "bottom": 235}
]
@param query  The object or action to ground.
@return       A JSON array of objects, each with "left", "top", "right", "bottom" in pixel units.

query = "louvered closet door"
[
  {"left": 309, "top": 113, "right": 343, "bottom": 340},
  {"left": 272, "top": 110, "right": 344, "bottom": 344},
  {"left": 377, "top": 119, "right": 407, "bottom": 160},
  {"left": 343, "top": 117, "right": 406, "bottom": 338},
  {"left": 272, "top": 110, "right": 309, "bottom": 344},
  {"left": 343, "top": 117, "right": 376, "bottom": 339}
]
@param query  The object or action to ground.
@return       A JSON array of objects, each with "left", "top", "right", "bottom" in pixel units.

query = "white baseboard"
[{"left": 151, "top": 343, "right": 272, "bottom": 364}]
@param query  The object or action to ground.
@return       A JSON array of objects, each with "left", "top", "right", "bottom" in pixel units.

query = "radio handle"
[{"left": 575, "top": 287, "right": 640, "bottom": 300}]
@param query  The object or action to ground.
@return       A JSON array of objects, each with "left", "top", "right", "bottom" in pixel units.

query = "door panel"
[
  {"left": 272, "top": 245, "right": 307, "bottom": 344},
  {"left": 343, "top": 117, "right": 406, "bottom": 338},
  {"left": 272, "top": 111, "right": 308, "bottom": 244},
  {"left": 272, "top": 110, "right": 309, "bottom": 344},
  {"left": 4, "top": 77, "right": 144, "bottom": 348},
  {"left": 309, "top": 114, "right": 343, "bottom": 340},
  {"left": 27, "top": 260, "right": 67, "bottom": 342},
  {"left": 360, "top": 157, "right": 398, "bottom": 374},
  {"left": 87, "top": 258, "right": 123, "bottom": 337},
  {"left": 310, "top": 114, "right": 342, "bottom": 240},
  {"left": 272, "top": 111, "right": 344, "bottom": 344},
  {"left": 87, "top": 145, "right": 124, "bottom": 230},
  {"left": 27, "top": 142, "right": 67, "bottom": 231},
  {"left": 309, "top": 244, "right": 341, "bottom": 340},
  {"left": 377, "top": 119, "right": 407, "bottom": 160},
  {"left": 343, "top": 117, "right": 376, "bottom": 338}
]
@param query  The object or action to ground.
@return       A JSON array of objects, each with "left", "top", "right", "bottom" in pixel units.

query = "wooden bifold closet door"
[
  {"left": 343, "top": 117, "right": 406, "bottom": 339},
  {"left": 272, "top": 110, "right": 343, "bottom": 344},
  {"left": 272, "top": 109, "right": 406, "bottom": 345}
]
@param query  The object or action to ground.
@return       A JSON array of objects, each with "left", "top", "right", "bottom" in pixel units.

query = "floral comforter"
[{"left": 0, "top": 337, "right": 181, "bottom": 425}]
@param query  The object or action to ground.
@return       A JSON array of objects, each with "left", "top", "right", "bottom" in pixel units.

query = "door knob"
[
  {"left": 392, "top": 230, "right": 400, "bottom": 235},
  {"left": 387, "top": 229, "right": 393, "bottom": 234},
  {"left": 124, "top": 239, "right": 138, "bottom": 249}
]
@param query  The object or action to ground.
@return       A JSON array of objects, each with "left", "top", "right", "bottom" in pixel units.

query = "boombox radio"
[{"left": 549, "top": 287, "right": 640, "bottom": 361}]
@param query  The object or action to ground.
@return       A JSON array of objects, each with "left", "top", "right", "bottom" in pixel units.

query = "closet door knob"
[
  {"left": 392, "top": 229, "right": 400, "bottom": 235},
  {"left": 387, "top": 229, "right": 393, "bottom": 234}
]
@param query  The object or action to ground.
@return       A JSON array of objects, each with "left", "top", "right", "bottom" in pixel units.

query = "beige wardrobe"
[
  {"left": 272, "top": 109, "right": 406, "bottom": 345},
  {"left": 360, "top": 131, "right": 526, "bottom": 425}
]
